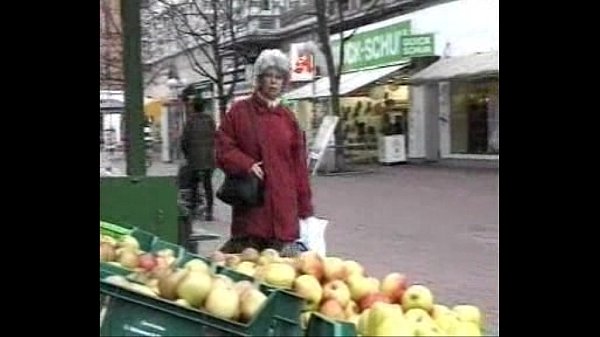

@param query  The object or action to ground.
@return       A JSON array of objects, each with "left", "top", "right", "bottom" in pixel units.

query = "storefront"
[
  {"left": 409, "top": 51, "right": 499, "bottom": 161},
  {"left": 283, "top": 19, "right": 437, "bottom": 165}
]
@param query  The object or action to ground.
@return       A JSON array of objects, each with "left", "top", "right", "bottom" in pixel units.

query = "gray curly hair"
[{"left": 253, "top": 49, "right": 290, "bottom": 85}]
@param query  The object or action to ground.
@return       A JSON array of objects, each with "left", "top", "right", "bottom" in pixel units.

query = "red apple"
[
  {"left": 138, "top": 253, "right": 157, "bottom": 271},
  {"left": 380, "top": 272, "right": 408, "bottom": 303},
  {"left": 320, "top": 299, "right": 346, "bottom": 320},
  {"left": 359, "top": 292, "right": 392, "bottom": 311}
]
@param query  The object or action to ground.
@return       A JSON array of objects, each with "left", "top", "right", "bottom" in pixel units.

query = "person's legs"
[
  {"left": 201, "top": 169, "right": 214, "bottom": 221},
  {"left": 189, "top": 169, "right": 202, "bottom": 218}
]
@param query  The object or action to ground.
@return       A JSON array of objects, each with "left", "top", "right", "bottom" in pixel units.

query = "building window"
[
  {"left": 450, "top": 79, "right": 499, "bottom": 155},
  {"left": 262, "top": 0, "right": 271, "bottom": 10}
]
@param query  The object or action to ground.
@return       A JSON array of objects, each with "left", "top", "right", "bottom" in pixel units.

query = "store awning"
[
  {"left": 410, "top": 51, "right": 499, "bottom": 84},
  {"left": 283, "top": 63, "right": 408, "bottom": 101}
]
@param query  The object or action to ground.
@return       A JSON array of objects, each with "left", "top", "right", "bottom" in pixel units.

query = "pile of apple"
[
  {"left": 209, "top": 248, "right": 483, "bottom": 336},
  {"left": 103, "top": 257, "right": 270, "bottom": 323},
  {"left": 100, "top": 234, "right": 178, "bottom": 272}
]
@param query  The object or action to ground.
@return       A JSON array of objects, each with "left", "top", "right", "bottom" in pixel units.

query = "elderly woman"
[{"left": 216, "top": 49, "right": 314, "bottom": 256}]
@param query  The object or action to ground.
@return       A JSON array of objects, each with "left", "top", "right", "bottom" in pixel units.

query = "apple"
[
  {"left": 117, "top": 249, "right": 139, "bottom": 269},
  {"left": 239, "top": 287, "right": 268, "bottom": 322},
  {"left": 118, "top": 235, "right": 140, "bottom": 251},
  {"left": 323, "top": 257, "right": 347, "bottom": 281},
  {"left": 235, "top": 261, "right": 257, "bottom": 277},
  {"left": 209, "top": 251, "right": 227, "bottom": 266},
  {"left": 100, "top": 242, "right": 116, "bottom": 262},
  {"left": 298, "top": 251, "right": 325, "bottom": 281},
  {"left": 204, "top": 284, "right": 240, "bottom": 320},
  {"left": 320, "top": 299, "right": 346, "bottom": 320},
  {"left": 184, "top": 259, "right": 210, "bottom": 273},
  {"left": 174, "top": 298, "right": 192, "bottom": 308},
  {"left": 453, "top": 305, "right": 482, "bottom": 327},
  {"left": 401, "top": 285, "right": 434, "bottom": 312},
  {"left": 357, "top": 308, "right": 371, "bottom": 335},
  {"left": 359, "top": 292, "right": 392, "bottom": 311},
  {"left": 434, "top": 310, "right": 460, "bottom": 334},
  {"left": 154, "top": 256, "right": 170, "bottom": 269},
  {"left": 240, "top": 247, "right": 260, "bottom": 263},
  {"left": 404, "top": 308, "right": 433, "bottom": 325},
  {"left": 212, "top": 274, "right": 235, "bottom": 289},
  {"left": 176, "top": 271, "right": 213, "bottom": 307},
  {"left": 128, "top": 283, "right": 159, "bottom": 298},
  {"left": 380, "top": 272, "right": 408, "bottom": 303},
  {"left": 100, "top": 235, "right": 118, "bottom": 246},
  {"left": 264, "top": 262, "right": 296, "bottom": 288},
  {"left": 367, "top": 302, "right": 412, "bottom": 336},
  {"left": 233, "top": 280, "right": 255, "bottom": 295},
  {"left": 261, "top": 248, "right": 280, "bottom": 259},
  {"left": 431, "top": 304, "right": 451, "bottom": 319},
  {"left": 225, "top": 254, "right": 242, "bottom": 268},
  {"left": 344, "top": 301, "right": 360, "bottom": 318},
  {"left": 138, "top": 253, "right": 157, "bottom": 271},
  {"left": 452, "top": 321, "right": 481, "bottom": 336},
  {"left": 293, "top": 274, "right": 323, "bottom": 311},
  {"left": 343, "top": 260, "right": 365, "bottom": 279},
  {"left": 414, "top": 320, "right": 444, "bottom": 336},
  {"left": 322, "top": 280, "right": 351, "bottom": 307},
  {"left": 347, "top": 274, "right": 379, "bottom": 302}
]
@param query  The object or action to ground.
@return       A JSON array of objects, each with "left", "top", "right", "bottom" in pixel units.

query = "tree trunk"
[{"left": 315, "top": 0, "right": 346, "bottom": 172}]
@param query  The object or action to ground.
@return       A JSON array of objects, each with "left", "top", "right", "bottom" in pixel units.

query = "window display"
[{"left": 450, "top": 79, "right": 499, "bottom": 155}]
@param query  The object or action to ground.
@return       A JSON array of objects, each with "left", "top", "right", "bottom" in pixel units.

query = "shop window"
[{"left": 450, "top": 79, "right": 499, "bottom": 155}]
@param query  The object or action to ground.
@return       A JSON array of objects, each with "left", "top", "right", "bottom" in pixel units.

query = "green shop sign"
[
  {"left": 331, "top": 20, "right": 435, "bottom": 72},
  {"left": 401, "top": 34, "right": 435, "bottom": 58}
]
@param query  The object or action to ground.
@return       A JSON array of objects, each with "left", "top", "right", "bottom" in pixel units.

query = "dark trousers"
[{"left": 190, "top": 168, "right": 214, "bottom": 215}]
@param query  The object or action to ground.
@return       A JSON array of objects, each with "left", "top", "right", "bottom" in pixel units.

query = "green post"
[{"left": 121, "top": 0, "right": 145, "bottom": 176}]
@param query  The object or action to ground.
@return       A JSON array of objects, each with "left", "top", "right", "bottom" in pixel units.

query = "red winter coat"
[{"left": 216, "top": 94, "right": 314, "bottom": 242}]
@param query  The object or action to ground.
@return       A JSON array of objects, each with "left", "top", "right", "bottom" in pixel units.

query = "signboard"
[
  {"left": 331, "top": 21, "right": 411, "bottom": 72},
  {"left": 308, "top": 115, "right": 339, "bottom": 175},
  {"left": 290, "top": 43, "right": 315, "bottom": 82},
  {"left": 401, "top": 34, "right": 435, "bottom": 58},
  {"left": 331, "top": 21, "right": 436, "bottom": 72}
]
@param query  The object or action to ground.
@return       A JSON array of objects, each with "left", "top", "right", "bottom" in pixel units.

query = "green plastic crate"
[
  {"left": 100, "top": 226, "right": 157, "bottom": 253},
  {"left": 305, "top": 313, "right": 357, "bottom": 337},
  {"left": 101, "top": 220, "right": 135, "bottom": 236},
  {"left": 100, "top": 277, "right": 303, "bottom": 336}
]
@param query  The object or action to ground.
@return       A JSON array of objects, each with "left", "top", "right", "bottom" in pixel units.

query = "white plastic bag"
[{"left": 298, "top": 216, "right": 328, "bottom": 257}]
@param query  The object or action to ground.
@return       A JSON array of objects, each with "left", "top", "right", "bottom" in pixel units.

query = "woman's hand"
[{"left": 250, "top": 161, "right": 264, "bottom": 180}]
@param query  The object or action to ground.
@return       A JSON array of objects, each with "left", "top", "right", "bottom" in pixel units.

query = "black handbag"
[
  {"left": 216, "top": 102, "right": 265, "bottom": 207},
  {"left": 216, "top": 173, "right": 264, "bottom": 207}
]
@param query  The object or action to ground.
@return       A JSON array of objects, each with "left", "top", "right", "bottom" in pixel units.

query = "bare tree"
[
  {"left": 147, "top": 0, "right": 248, "bottom": 118},
  {"left": 99, "top": 0, "right": 173, "bottom": 90}
]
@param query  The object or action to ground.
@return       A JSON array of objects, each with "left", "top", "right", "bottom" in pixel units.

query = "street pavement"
[{"left": 103, "top": 151, "right": 499, "bottom": 334}]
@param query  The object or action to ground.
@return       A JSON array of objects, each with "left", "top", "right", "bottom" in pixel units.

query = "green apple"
[
  {"left": 401, "top": 285, "right": 434, "bottom": 312},
  {"left": 453, "top": 305, "right": 482, "bottom": 327}
]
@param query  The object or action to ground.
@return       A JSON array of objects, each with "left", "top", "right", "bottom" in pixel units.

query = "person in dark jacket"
[{"left": 181, "top": 97, "right": 216, "bottom": 221}]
